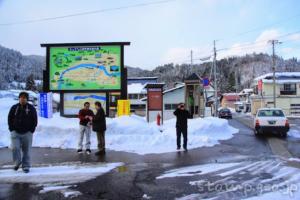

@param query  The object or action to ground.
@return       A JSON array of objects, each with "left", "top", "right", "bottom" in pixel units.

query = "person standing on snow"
[
  {"left": 77, "top": 102, "right": 94, "bottom": 154},
  {"left": 173, "top": 103, "right": 190, "bottom": 151},
  {"left": 8, "top": 92, "right": 37, "bottom": 173},
  {"left": 92, "top": 101, "right": 106, "bottom": 155}
]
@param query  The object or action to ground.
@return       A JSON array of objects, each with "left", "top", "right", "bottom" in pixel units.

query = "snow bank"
[
  {"left": 0, "top": 162, "right": 123, "bottom": 184},
  {"left": 0, "top": 96, "right": 238, "bottom": 155}
]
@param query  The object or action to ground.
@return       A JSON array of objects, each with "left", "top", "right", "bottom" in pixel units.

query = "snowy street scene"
[{"left": 1, "top": 1, "right": 300, "bottom": 200}]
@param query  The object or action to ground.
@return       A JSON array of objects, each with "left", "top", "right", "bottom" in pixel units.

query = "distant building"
[
  {"left": 184, "top": 73, "right": 215, "bottom": 117},
  {"left": 127, "top": 77, "right": 158, "bottom": 85},
  {"left": 251, "top": 72, "right": 300, "bottom": 116},
  {"left": 220, "top": 93, "right": 240, "bottom": 109},
  {"left": 238, "top": 88, "right": 253, "bottom": 102},
  {"left": 127, "top": 77, "right": 158, "bottom": 116},
  {"left": 163, "top": 83, "right": 185, "bottom": 120}
]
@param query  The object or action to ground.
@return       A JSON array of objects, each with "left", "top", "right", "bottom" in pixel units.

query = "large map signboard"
[
  {"left": 49, "top": 46, "right": 121, "bottom": 91},
  {"left": 63, "top": 93, "right": 107, "bottom": 115}
]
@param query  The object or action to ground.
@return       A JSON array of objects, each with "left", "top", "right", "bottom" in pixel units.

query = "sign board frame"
[{"left": 41, "top": 42, "right": 130, "bottom": 99}]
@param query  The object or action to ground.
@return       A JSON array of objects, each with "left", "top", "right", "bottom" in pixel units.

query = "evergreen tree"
[
  {"left": 25, "top": 74, "right": 37, "bottom": 91},
  {"left": 227, "top": 72, "right": 236, "bottom": 92}
]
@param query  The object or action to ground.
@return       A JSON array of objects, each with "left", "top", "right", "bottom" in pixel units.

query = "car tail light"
[
  {"left": 255, "top": 119, "right": 260, "bottom": 127},
  {"left": 285, "top": 120, "right": 289, "bottom": 127}
]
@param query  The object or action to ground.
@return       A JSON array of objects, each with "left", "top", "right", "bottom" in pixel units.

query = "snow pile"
[
  {"left": 0, "top": 96, "right": 238, "bottom": 155},
  {"left": 0, "top": 162, "right": 123, "bottom": 184}
]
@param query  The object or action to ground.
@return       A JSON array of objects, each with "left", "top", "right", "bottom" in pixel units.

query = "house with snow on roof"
[
  {"left": 251, "top": 72, "right": 300, "bottom": 117},
  {"left": 220, "top": 93, "right": 240, "bottom": 109},
  {"left": 127, "top": 77, "right": 158, "bottom": 116}
]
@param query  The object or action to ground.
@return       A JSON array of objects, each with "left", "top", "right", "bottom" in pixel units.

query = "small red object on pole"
[{"left": 156, "top": 113, "right": 161, "bottom": 126}]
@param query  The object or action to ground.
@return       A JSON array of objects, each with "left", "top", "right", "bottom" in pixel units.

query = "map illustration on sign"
[
  {"left": 63, "top": 93, "right": 106, "bottom": 115},
  {"left": 49, "top": 46, "right": 121, "bottom": 90}
]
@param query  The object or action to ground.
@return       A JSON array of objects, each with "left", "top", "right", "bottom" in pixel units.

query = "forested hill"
[
  {"left": 0, "top": 45, "right": 45, "bottom": 89},
  {"left": 127, "top": 53, "right": 300, "bottom": 92},
  {"left": 1, "top": 44, "right": 300, "bottom": 92}
]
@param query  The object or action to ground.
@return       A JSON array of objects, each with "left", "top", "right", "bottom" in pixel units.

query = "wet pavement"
[{"left": 0, "top": 118, "right": 300, "bottom": 200}]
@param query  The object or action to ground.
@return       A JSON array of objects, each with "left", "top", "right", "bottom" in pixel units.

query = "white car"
[{"left": 254, "top": 108, "right": 290, "bottom": 137}]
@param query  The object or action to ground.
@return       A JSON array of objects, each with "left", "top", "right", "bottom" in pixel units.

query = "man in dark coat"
[
  {"left": 92, "top": 101, "right": 106, "bottom": 155},
  {"left": 8, "top": 92, "right": 37, "bottom": 173},
  {"left": 77, "top": 102, "right": 94, "bottom": 154},
  {"left": 173, "top": 103, "right": 190, "bottom": 151}
]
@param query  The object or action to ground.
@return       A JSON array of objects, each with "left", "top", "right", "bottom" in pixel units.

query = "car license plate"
[{"left": 268, "top": 121, "right": 276, "bottom": 125}]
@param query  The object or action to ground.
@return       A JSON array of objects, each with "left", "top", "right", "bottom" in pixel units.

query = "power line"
[
  {"left": 217, "top": 29, "right": 300, "bottom": 52},
  {"left": 220, "top": 13, "right": 300, "bottom": 41},
  {"left": 0, "top": 0, "right": 177, "bottom": 26}
]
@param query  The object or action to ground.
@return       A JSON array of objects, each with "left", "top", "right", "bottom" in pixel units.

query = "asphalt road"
[{"left": 0, "top": 117, "right": 299, "bottom": 200}]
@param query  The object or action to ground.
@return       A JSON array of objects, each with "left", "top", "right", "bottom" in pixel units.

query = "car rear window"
[
  {"left": 258, "top": 110, "right": 284, "bottom": 117},
  {"left": 221, "top": 109, "right": 230, "bottom": 112}
]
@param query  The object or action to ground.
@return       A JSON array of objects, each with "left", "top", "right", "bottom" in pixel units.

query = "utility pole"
[
  {"left": 268, "top": 40, "right": 281, "bottom": 108},
  {"left": 213, "top": 40, "right": 218, "bottom": 116},
  {"left": 190, "top": 50, "right": 193, "bottom": 76}
]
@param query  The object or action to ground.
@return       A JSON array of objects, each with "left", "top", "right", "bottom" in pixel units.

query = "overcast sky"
[{"left": 0, "top": 0, "right": 300, "bottom": 69}]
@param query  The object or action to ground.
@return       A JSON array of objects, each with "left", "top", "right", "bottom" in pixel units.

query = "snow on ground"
[
  {"left": 39, "top": 185, "right": 82, "bottom": 198},
  {"left": 159, "top": 160, "right": 300, "bottom": 200},
  {"left": 39, "top": 185, "right": 72, "bottom": 193},
  {"left": 0, "top": 162, "right": 123, "bottom": 184},
  {"left": 156, "top": 162, "right": 241, "bottom": 179},
  {"left": 288, "top": 129, "right": 300, "bottom": 138},
  {"left": 62, "top": 190, "right": 82, "bottom": 198},
  {"left": 288, "top": 158, "right": 300, "bottom": 162},
  {"left": 245, "top": 189, "right": 300, "bottom": 200},
  {"left": 0, "top": 94, "right": 238, "bottom": 155}
]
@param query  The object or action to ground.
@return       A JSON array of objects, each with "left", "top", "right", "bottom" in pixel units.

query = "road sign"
[
  {"left": 38, "top": 92, "right": 53, "bottom": 118},
  {"left": 203, "top": 78, "right": 210, "bottom": 87}
]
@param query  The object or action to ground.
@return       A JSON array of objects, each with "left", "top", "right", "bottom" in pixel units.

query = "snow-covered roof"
[
  {"left": 163, "top": 84, "right": 184, "bottom": 94},
  {"left": 222, "top": 93, "right": 239, "bottom": 96},
  {"left": 127, "top": 83, "right": 146, "bottom": 94},
  {"left": 254, "top": 72, "right": 300, "bottom": 84},
  {"left": 140, "top": 84, "right": 184, "bottom": 101},
  {"left": 238, "top": 88, "right": 253, "bottom": 95},
  {"left": 127, "top": 77, "right": 158, "bottom": 80}
]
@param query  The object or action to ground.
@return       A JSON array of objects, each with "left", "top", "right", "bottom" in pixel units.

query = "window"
[
  {"left": 280, "top": 84, "right": 296, "bottom": 95},
  {"left": 164, "top": 104, "right": 178, "bottom": 110},
  {"left": 290, "top": 104, "right": 300, "bottom": 116},
  {"left": 128, "top": 94, "right": 139, "bottom": 99},
  {"left": 139, "top": 94, "right": 146, "bottom": 99},
  {"left": 165, "top": 104, "right": 171, "bottom": 110},
  {"left": 258, "top": 110, "right": 284, "bottom": 117}
]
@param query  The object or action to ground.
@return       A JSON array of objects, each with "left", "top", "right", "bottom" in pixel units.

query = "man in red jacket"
[{"left": 78, "top": 102, "right": 94, "bottom": 154}]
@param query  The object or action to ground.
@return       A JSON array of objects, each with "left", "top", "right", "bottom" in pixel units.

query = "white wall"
[{"left": 163, "top": 87, "right": 185, "bottom": 120}]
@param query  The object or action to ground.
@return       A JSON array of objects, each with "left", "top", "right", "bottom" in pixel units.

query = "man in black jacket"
[
  {"left": 92, "top": 101, "right": 106, "bottom": 155},
  {"left": 8, "top": 92, "right": 37, "bottom": 173},
  {"left": 173, "top": 103, "right": 190, "bottom": 151}
]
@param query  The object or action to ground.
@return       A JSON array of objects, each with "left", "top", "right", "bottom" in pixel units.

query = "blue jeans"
[{"left": 11, "top": 131, "right": 33, "bottom": 169}]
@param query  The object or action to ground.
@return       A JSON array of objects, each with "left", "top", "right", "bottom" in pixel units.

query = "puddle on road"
[{"left": 117, "top": 165, "right": 128, "bottom": 173}]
